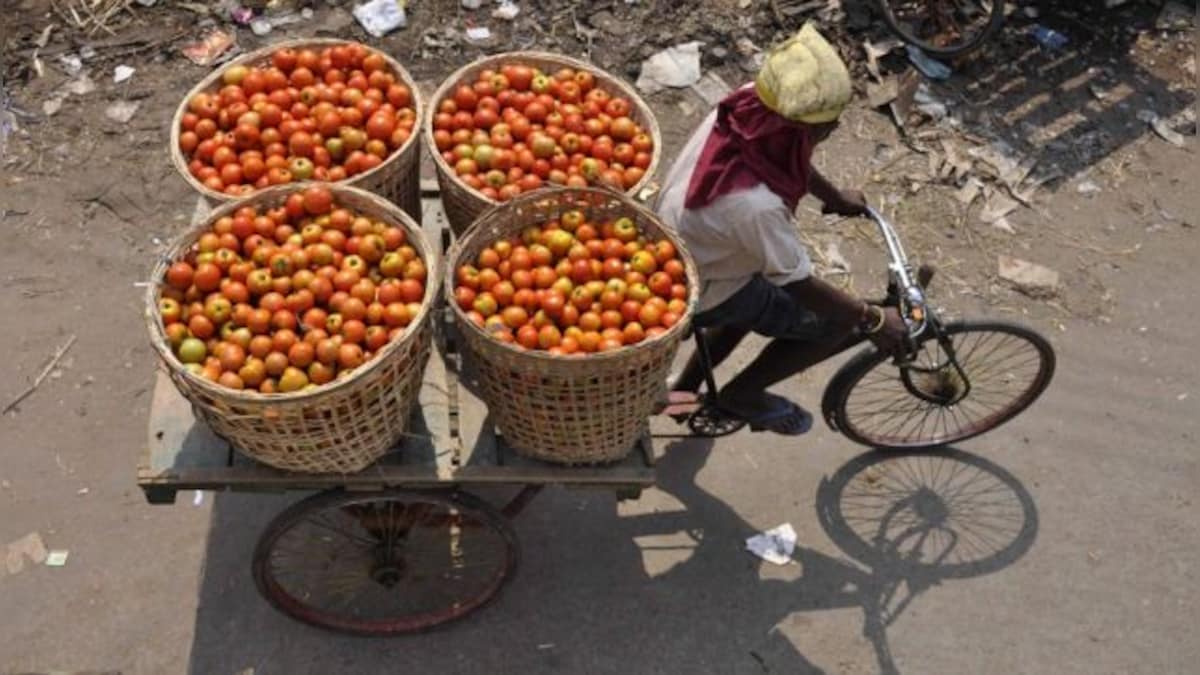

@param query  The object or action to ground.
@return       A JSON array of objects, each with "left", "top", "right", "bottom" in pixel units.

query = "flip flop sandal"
[{"left": 721, "top": 393, "right": 813, "bottom": 436}]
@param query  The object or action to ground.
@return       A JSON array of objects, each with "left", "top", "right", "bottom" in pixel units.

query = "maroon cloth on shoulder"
[{"left": 683, "top": 87, "right": 814, "bottom": 212}]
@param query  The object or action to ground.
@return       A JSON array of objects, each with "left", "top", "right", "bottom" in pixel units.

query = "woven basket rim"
[
  {"left": 443, "top": 185, "right": 699, "bottom": 364},
  {"left": 422, "top": 51, "right": 663, "bottom": 212},
  {"left": 169, "top": 38, "right": 425, "bottom": 203},
  {"left": 145, "top": 182, "right": 438, "bottom": 404}
]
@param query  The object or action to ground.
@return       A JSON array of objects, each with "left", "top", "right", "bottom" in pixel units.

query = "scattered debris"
[
  {"left": 77, "top": 487, "right": 90, "bottom": 495},
  {"left": 734, "top": 37, "right": 764, "bottom": 73},
  {"left": 746, "top": 523, "right": 797, "bottom": 566},
  {"left": 690, "top": 71, "right": 732, "bottom": 107},
  {"left": 250, "top": 7, "right": 314, "bottom": 36},
  {"left": 913, "top": 83, "right": 947, "bottom": 120},
  {"left": 181, "top": 28, "right": 235, "bottom": 66},
  {"left": 1076, "top": 179, "right": 1102, "bottom": 197},
  {"left": 46, "top": 550, "right": 70, "bottom": 567},
  {"left": 35, "top": 24, "right": 55, "bottom": 48},
  {"left": 465, "top": 25, "right": 492, "bottom": 42},
  {"left": 1156, "top": 0, "right": 1194, "bottom": 31},
  {"left": 955, "top": 177, "right": 983, "bottom": 205},
  {"left": 887, "top": 67, "right": 922, "bottom": 127},
  {"left": 354, "top": 0, "right": 407, "bottom": 36},
  {"left": 863, "top": 38, "right": 902, "bottom": 81},
  {"left": 0, "top": 85, "right": 18, "bottom": 158},
  {"left": 1137, "top": 110, "right": 1187, "bottom": 148},
  {"left": 866, "top": 76, "right": 898, "bottom": 109},
  {"left": 230, "top": 5, "right": 254, "bottom": 25},
  {"left": 58, "top": 54, "right": 84, "bottom": 76},
  {"left": 250, "top": 18, "right": 273, "bottom": 35},
  {"left": 105, "top": 100, "right": 140, "bottom": 123},
  {"left": 461, "top": 0, "right": 482, "bottom": 8},
  {"left": 636, "top": 42, "right": 704, "bottom": 94},
  {"left": 193, "top": 490, "right": 205, "bottom": 506},
  {"left": 113, "top": 65, "right": 135, "bottom": 83},
  {"left": 53, "top": 0, "right": 135, "bottom": 37},
  {"left": 1030, "top": 25, "right": 1069, "bottom": 50},
  {"left": 998, "top": 255, "right": 1060, "bottom": 298},
  {"left": 905, "top": 45, "right": 950, "bottom": 80},
  {"left": 5, "top": 532, "right": 48, "bottom": 575},
  {"left": 492, "top": 0, "right": 519, "bottom": 20},
  {"left": 65, "top": 75, "right": 97, "bottom": 97},
  {"left": 980, "top": 189, "right": 1019, "bottom": 226},
  {"left": 3, "top": 334, "right": 78, "bottom": 415}
]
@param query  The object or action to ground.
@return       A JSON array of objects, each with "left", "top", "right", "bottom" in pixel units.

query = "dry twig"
[{"left": 3, "top": 334, "right": 77, "bottom": 415}]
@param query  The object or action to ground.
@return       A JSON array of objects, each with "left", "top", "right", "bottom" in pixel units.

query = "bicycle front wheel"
[
  {"left": 878, "top": 0, "right": 1006, "bottom": 57},
  {"left": 822, "top": 320, "right": 1055, "bottom": 449}
]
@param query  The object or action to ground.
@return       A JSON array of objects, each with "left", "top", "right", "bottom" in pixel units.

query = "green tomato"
[{"left": 178, "top": 337, "right": 207, "bottom": 364}]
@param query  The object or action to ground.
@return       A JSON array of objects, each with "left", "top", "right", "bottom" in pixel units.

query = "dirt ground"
[{"left": 1, "top": 1, "right": 1197, "bottom": 673}]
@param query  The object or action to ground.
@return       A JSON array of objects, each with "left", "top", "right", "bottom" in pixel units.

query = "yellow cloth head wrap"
[{"left": 754, "top": 23, "right": 852, "bottom": 124}]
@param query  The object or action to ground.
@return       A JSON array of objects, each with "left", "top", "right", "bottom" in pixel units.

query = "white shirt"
[{"left": 656, "top": 111, "right": 813, "bottom": 312}]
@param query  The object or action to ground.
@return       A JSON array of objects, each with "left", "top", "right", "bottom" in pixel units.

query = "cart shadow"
[{"left": 185, "top": 441, "right": 1036, "bottom": 674}]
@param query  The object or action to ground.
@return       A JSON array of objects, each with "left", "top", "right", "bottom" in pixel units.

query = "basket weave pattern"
[
  {"left": 145, "top": 185, "right": 436, "bottom": 474},
  {"left": 446, "top": 188, "right": 699, "bottom": 464},
  {"left": 425, "top": 51, "right": 662, "bottom": 236},
  {"left": 169, "top": 38, "right": 424, "bottom": 223}
]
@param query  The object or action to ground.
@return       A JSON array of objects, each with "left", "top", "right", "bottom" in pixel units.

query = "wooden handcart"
[{"left": 138, "top": 200, "right": 659, "bottom": 635}]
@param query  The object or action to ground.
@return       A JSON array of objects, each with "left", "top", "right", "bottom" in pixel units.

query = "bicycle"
[
  {"left": 681, "top": 207, "right": 1056, "bottom": 449},
  {"left": 877, "top": 0, "right": 1006, "bottom": 57}
]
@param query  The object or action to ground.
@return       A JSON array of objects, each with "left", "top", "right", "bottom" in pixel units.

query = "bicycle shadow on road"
[
  {"left": 184, "top": 440, "right": 1037, "bottom": 674},
  {"left": 811, "top": 447, "right": 1039, "bottom": 673},
  {"left": 620, "top": 441, "right": 1039, "bottom": 674}
]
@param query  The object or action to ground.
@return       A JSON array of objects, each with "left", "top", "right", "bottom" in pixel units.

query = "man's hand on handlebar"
[
  {"left": 867, "top": 306, "right": 909, "bottom": 356},
  {"left": 821, "top": 188, "right": 869, "bottom": 218}
]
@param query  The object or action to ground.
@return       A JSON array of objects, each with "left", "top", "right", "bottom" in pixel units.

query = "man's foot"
[
  {"left": 657, "top": 390, "right": 703, "bottom": 421},
  {"left": 717, "top": 391, "right": 813, "bottom": 436}
]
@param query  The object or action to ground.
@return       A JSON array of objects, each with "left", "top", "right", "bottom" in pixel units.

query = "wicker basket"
[
  {"left": 425, "top": 51, "right": 662, "bottom": 236},
  {"left": 445, "top": 187, "right": 698, "bottom": 464},
  {"left": 169, "top": 39, "right": 425, "bottom": 224},
  {"left": 145, "top": 185, "right": 437, "bottom": 474}
]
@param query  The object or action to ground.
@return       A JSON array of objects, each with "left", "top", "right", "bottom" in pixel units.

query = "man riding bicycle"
[{"left": 657, "top": 24, "right": 907, "bottom": 436}]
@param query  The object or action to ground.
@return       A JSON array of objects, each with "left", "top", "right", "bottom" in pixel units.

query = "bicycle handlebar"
[{"left": 864, "top": 207, "right": 927, "bottom": 337}]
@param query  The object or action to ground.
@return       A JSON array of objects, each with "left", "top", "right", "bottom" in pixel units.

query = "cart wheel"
[{"left": 253, "top": 489, "right": 517, "bottom": 635}]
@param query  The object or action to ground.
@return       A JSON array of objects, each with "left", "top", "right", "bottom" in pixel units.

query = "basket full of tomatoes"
[
  {"left": 426, "top": 51, "right": 661, "bottom": 236},
  {"left": 445, "top": 187, "right": 697, "bottom": 465},
  {"left": 145, "top": 184, "right": 436, "bottom": 474},
  {"left": 171, "top": 39, "right": 424, "bottom": 223}
]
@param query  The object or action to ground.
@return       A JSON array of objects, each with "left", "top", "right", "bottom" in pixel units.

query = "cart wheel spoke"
[{"left": 254, "top": 489, "right": 517, "bottom": 635}]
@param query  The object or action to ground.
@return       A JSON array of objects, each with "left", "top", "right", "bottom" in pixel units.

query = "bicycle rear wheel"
[
  {"left": 878, "top": 0, "right": 1006, "bottom": 57},
  {"left": 822, "top": 320, "right": 1055, "bottom": 449}
]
